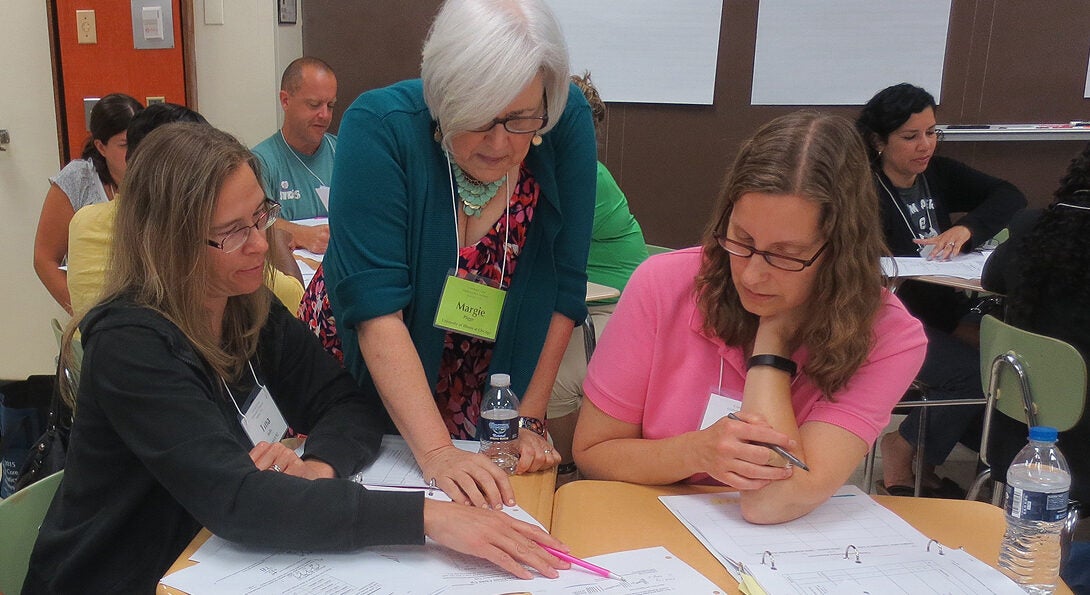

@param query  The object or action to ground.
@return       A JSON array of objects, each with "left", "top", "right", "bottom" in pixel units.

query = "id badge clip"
[{"left": 433, "top": 269, "right": 506, "bottom": 341}]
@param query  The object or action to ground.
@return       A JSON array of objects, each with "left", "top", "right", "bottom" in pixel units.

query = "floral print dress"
[
  {"left": 297, "top": 165, "right": 540, "bottom": 440},
  {"left": 437, "top": 165, "right": 538, "bottom": 439}
]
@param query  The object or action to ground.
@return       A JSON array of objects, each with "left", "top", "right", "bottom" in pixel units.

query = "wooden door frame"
[{"left": 45, "top": 0, "right": 196, "bottom": 164}]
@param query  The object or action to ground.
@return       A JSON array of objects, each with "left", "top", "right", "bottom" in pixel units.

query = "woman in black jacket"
[
  {"left": 856, "top": 83, "right": 1026, "bottom": 496},
  {"left": 22, "top": 123, "right": 566, "bottom": 594}
]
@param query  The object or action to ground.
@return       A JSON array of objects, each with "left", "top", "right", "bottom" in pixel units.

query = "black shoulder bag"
[{"left": 14, "top": 369, "right": 72, "bottom": 491}]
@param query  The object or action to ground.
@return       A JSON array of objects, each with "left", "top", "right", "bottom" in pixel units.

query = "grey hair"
[{"left": 422, "top": 0, "right": 570, "bottom": 152}]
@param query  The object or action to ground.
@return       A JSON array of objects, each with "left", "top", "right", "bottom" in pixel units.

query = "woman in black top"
[
  {"left": 981, "top": 142, "right": 1090, "bottom": 504},
  {"left": 22, "top": 123, "right": 566, "bottom": 593},
  {"left": 856, "top": 83, "right": 1025, "bottom": 496}
]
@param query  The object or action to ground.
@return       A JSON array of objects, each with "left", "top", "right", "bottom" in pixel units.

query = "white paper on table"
[
  {"left": 746, "top": 546, "right": 1023, "bottom": 595},
  {"left": 880, "top": 251, "right": 991, "bottom": 279},
  {"left": 166, "top": 538, "right": 717, "bottom": 594},
  {"left": 659, "top": 485, "right": 1022, "bottom": 594},
  {"left": 350, "top": 435, "right": 479, "bottom": 488}
]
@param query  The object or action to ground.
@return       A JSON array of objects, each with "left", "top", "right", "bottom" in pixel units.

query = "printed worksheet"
[{"left": 660, "top": 485, "right": 1023, "bottom": 594}]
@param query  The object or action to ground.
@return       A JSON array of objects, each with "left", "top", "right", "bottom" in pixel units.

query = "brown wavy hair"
[
  {"left": 695, "top": 111, "right": 887, "bottom": 397},
  {"left": 60, "top": 123, "right": 271, "bottom": 407}
]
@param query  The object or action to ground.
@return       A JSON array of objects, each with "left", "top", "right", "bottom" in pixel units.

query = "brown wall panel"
[{"left": 303, "top": 1, "right": 1090, "bottom": 248}]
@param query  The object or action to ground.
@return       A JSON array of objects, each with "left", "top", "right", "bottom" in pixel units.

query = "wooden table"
[
  {"left": 908, "top": 274, "right": 986, "bottom": 293},
  {"left": 158, "top": 468, "right": 557, "bottom": 594},
  {"left": 586, "top": 280, "right": 621, "bottom": 303},
  {"left": 549, "top": 480, "right": 1072, "bottom": 594}
]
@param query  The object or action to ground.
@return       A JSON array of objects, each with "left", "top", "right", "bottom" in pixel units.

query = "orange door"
[{"left": 53, "top": 0, "right": 187, "bottom": 160}]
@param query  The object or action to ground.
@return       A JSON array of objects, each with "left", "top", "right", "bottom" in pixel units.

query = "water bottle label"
[
  {"left": 478, "top": 416, "right": 518, "bottom": 442},
  {"left": 1005, "top": 485, "right": 1069, "bottom": 522}
]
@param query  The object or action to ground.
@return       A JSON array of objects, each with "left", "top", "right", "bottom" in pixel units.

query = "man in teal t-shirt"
[{"left": 253, "top": 57, "right": 338, "bottom": 254}]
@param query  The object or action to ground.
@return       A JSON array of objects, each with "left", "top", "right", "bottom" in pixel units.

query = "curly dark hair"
[
  {"left": 855, "top": 83, "right": 936, "bottom": 165},
  {"left": 1007, "top": 142, "right": 1090, "bottom": 326}
]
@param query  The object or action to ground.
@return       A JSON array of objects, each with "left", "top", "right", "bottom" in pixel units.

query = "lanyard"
[
  {"left": 221, "top": 360, "right": 261, "bottom": 417},
  {"left": 444, "top": 153, "right": 510, "bottom": 284},
  {"left": 875, "top": 172, "right": 936, "bottom": 240},
  {"left": 279, "top": 131, "right": 334, "bottom": 187}
]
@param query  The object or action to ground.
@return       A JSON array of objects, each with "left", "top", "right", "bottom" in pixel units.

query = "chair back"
[
  {"left": 979, "top": 314, "right": 1087, "bottom": 431},
  {"left": 645, "top": 244, "right": 672, "bottom": 256},
  {"left": 50, "top": 318, "right": 83, "bottom": 391},
  {"left": 0, "top": 470, "right": 63, "bottom": 593}
]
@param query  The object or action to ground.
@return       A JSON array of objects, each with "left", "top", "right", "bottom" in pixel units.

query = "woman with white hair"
[{"left": 323, "top": 0, "right": 596, "bottom": 508}]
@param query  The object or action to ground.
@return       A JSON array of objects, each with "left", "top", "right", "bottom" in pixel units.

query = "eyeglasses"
[
  {"left": 468, "top": 94, "right": 549, "bottom": 134},
  {"left": 715, "top": 235, "right": 828, "bottom": 272},
  {"left": 206, "top": 199, "right": 281, "bottom": 253}
]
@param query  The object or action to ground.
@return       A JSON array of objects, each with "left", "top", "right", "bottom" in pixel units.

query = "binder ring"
[
  {"left": 843, "top": 544, "right": 861, "bottom": 563},
  {"left": 927, "top": 539, "right": 945, "bottom": 555},
  {"left": 761, "top": 550, "right": 776, "bottom": 570}
]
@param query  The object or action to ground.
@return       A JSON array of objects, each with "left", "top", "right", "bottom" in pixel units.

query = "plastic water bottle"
[
  {"left": 478, "top": 373, "right": 520, "bottom": 474},
  {"left": 998, "top": 426, "right": 1071, "bottom": 594}
]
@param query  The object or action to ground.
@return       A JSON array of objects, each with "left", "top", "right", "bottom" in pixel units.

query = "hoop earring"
[{"left": 531, "top": 134, "right": 543, "bottom": 147}]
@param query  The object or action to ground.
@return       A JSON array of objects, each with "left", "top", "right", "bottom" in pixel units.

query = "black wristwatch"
[
  {"left": 746, "top": 354, "right": 798, "bottom": 376},
  {"left": 518, "top": 416, "right": 547, "bottom": 437}
]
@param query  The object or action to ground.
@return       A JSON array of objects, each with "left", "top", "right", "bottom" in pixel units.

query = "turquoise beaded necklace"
[{"left": 452, "top": 162, "right": 506, "bottom": 217}]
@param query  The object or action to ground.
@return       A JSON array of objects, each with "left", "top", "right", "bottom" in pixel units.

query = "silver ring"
[
  {"left": 271, "top": 464, "right": 282, "bottom": 473},
  {"left": 543, "top": 448, "right": 552, "bottom": 454},
  {"left": 946, "top": 242, "right": 955, "bottom": 247},
  {"left": 427, "top": 477, "right": 438, "bottom": 490}
]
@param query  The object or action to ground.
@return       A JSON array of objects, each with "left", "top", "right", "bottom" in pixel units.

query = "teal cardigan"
[{"left": 324, "top": 79, "right": 596, "bottom": 413}]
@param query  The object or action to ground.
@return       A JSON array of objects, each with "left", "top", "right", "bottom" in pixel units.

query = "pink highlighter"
[{"left": 536, "top": 542, "right": 626, "bottom": 581}]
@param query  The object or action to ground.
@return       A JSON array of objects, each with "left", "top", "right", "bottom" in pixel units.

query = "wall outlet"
[{"left": 76, "top": 10, "right": 97, "bottom": 44}]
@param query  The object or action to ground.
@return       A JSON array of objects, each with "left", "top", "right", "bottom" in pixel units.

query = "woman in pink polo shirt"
[{"left": 573, "top": 111, "right": 927, "bottom": 524}]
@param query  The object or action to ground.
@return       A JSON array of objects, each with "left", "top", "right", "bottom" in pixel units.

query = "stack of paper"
[{"left": 659, "top": 485, "right": 1024, "bottom": 594}]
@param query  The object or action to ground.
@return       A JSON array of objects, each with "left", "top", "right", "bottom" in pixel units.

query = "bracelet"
[
  {"left": 518, "top": 416, "right": 547, "bottom": 437},
  {"left": 746, "top": 354, "right": 797, "bottom": 376}
]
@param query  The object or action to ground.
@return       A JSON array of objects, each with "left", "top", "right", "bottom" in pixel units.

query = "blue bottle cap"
[{"left": 1029, "top": 426, "right": 1058, "bottom": 442}]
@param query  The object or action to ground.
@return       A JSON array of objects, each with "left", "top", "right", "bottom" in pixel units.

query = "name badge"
[
  {"left": 433, "top": 272, "right": 506, "bottom": 342},
  {"left": 238, "top": 385, "right": 289, "bottom": 446},
  {"left": 700, "top": 388, "right": 742, "bottom": 430},
  {"left": 315, "top": 185, "right": 330, "bottom": 211}
]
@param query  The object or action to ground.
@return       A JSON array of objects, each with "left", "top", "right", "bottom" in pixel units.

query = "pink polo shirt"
[{"left": 584, "top": 247, "right": 926, "bottom": 449}]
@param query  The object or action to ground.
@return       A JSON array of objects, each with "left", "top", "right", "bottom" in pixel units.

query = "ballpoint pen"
[
  {"left": 726, "top": 412, "right": 810, "bottom": 471},
  {"left": 536, "top": 543, "right": 626, "bottom": 581}
]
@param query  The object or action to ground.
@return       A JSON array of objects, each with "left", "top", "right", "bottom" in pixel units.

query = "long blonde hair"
[
  {"left": 695, "top": 111, "right": 887, "bottom": 396},
  {"left": 60, "top": 123, "right": 271, "bottom": 407}
]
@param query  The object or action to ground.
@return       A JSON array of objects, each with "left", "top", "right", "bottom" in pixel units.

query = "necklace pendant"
[{"left": 463, "top": 202, "right": 483, "bottom": 217}]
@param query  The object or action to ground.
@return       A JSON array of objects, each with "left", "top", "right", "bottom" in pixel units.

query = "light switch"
[
  {"left": 142, "top": 6, "right": 164, "bottom": 40},
  {"left": 204, "top": 0, "right": 224, "bottom": 25},
  {"left": 76, "top": 10, "right": 97, "bottom": 44}
]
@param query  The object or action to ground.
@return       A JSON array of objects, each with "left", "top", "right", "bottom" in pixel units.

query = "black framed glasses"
[
  {"left": 715, "top": 234, "right": 828, "bottom": 272},
  {"left": 469, "top": 94, "right": 549, "bottom": 134},
  {"left": 206, "top": 199, "right": 281, "bottom": 253}
]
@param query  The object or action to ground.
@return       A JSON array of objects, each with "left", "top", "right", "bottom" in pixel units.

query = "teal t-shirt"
[
  {"left": 587, "top": 162, "right": 648, "bottom": 302},
  {"left": 252, "top": 132, "right": 337, "bottom": 221}
]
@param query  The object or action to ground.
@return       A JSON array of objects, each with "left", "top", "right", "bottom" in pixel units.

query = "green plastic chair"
[
  {"left": 966, "top": 315, "right": 1087, "bottom": 502},
  {"left": 0, "top": 470, "right": 64, "bottom": 594}
]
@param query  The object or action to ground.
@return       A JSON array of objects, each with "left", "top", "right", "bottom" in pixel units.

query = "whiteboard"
[
  {"left": 548, "top": 0, "right": 723, "bottom": 105},
  {"left": 751, "top": 0, "right": 952, "bottom": 105}
]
